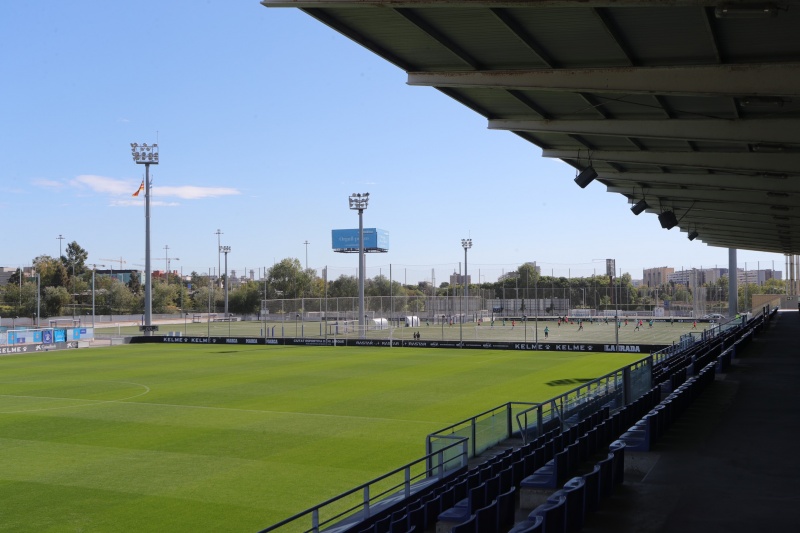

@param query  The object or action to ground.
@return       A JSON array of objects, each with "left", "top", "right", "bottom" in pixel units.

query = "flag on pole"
[{"left": 132, "top": 180, "right": 144, "bottom": 197}]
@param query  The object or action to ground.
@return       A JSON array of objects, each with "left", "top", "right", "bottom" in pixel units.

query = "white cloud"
[
  {"left": 67, "top": 174, "right": 241, "bottom": 204},
  {"left": 71, "top": 175, "right": 134, "bottom": 195},
  {"left": 32, "top": 178, "right": 65, "bottom": 189},
  {"left": 151, "top": 185, "right": 240, "bottom": 200},
  {"left": 111, "top": 199, "right": 180, "bottom": 207}
]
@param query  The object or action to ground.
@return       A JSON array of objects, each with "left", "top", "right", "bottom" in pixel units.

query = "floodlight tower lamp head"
[
  {"left": 131, "top": 142, "right": 159, "bottom": 164},
  {"left": 461, "top": 238, "right": 472, "bottom": 250},
  {"left": 348, "top": 192, "right": 370, "bottom": 211}
]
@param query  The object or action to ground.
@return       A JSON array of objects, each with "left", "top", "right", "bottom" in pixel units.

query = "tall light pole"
[
  {"left": 215, "top": 229, "right": 223, "bottom": 287},
  {"left": 461, "top": 238, "right": 472, "bottom": 345},
  {"left": 36, "top": 271, "right": 41, "bottom": 327},
  {"left": 131, "top": 142, "right": 158, "bottom": 336},
  {"left": 303, "top": 240, "right": 310, "bottom": 271},
  {"left": 221, "top": 246, "right": 231, "bottom": 317},
  {"left": 57, "top": 234, "right": 65, "bottom": 259},
  {"left": 349, "top": 193, "right": 369, "bottom": 338}
]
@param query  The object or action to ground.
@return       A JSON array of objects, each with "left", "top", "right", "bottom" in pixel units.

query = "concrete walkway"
[{"left": 582, "top": 309, "right": 800, "bottom": 532}]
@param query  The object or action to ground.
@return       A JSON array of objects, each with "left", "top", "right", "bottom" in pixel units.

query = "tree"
[
  {"left": 267, "top": 258, "right": 305, "bottom": 298},
  {"left": 62, "top": 241, "right": 89, "bottom": 277},
  {"left": 42, "top": 286, "right": 71, "bottom": 317},
  {"left": 191, "top": 286, "right": 224, "bottom": 313},
  {"left": 328, "top": 275, "right": 358, "bottom": 298},
  {"left": 127, "top": 272, "right": 143, "bottom": 295},
  {"left": 32, "top": 255, "right": 64, "bottom": 288},
  {"left": 94, "top": 278, "right": 137, "bottom": 315},
  {"left": 229, "top": 280, "right": 262, "bottom": 314},
  {"left": 6, "top": 268, "right": 23, "bottom": 286},
  {"left": 190, "top": 271, "right": 210, "bottom": 290}
]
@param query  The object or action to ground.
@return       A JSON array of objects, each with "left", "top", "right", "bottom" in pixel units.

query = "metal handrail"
[{"left": 256, "top": 436, "right": 468, "bottom": 533}]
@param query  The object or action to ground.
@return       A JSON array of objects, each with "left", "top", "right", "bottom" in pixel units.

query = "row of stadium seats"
[
  {"left": 438, "top": 402, "right": 645, "bottom": 532},
  {"left": 508, "top": 440, "right": 627, "bottom": 533},
  {"left": 621, "top": 311, "right": 767, "bottom": 454},
  {"left": 348, "top": 310, "right": 774, "bottom": 533},
  {"left": 620, "top": 362, "right": 716, "bottom": 452}
]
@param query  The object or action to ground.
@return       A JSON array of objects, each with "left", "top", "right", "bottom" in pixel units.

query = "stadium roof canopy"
[{"left": 262, "top": 0, "right": 800, "bottom": 255}]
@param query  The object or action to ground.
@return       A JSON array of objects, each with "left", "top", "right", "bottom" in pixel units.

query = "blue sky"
[{"left": 1, "top": 1, "right": 785, "bottom": 284}]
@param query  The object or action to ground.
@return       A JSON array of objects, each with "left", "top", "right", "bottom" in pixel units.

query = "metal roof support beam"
[
  {"left": 263, "top": 1, "right": 781, "bottom": 8},
  {"left": 542, "top": 149, "right": 800, "bottom": 174},
  {"left": 602, "top": 172, "right": 800, "bottom": 194},
  {"left": 408, "top": 63, "right": 800, "bottom": 97},
  {"left": 606, "top": 185, "right": 792, "bottom": 205},
  {"left": 489, "top": 118, "right": 800, "bottom": 145},
  {"left": 395, "top": 8, "right": 483, "bottom": 69},
  {"left": 693, "top": 226, "right": 798, "bottom": 239},
  {"left": 669, "top": 210, "right": 800, "bottom": 226},
  {"left": 647, "top": 199, "right": 799, "bottom": 220}
]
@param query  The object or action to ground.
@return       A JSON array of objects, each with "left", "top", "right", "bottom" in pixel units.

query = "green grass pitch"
[{"left": 0, "top": 344, "right": 644, "bottom": 532}]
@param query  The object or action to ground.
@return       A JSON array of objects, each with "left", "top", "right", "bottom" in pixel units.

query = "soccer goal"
[{"left": 49, "top": 319, "right": 81, "bottom": 328}]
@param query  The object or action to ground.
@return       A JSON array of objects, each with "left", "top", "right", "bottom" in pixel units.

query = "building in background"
[{"left": 643, "top": 267, "right": 674, "bottom": 287}]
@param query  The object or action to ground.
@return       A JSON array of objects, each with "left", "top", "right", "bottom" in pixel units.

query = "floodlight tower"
[
  {"left": 349, "top": 193, "right": 369, "bottom": 338},
  {"left": 131, "top": 142, "right": 158, "bottom": 335},
  {"left": 215, "top": 229, "right": 223, "bottom": 287},
  {"left": 221, "top": 246, "right": 231, "bottom": 317},
  {"left": 461, "top": 238, "right": 472, "bottom": 345}
]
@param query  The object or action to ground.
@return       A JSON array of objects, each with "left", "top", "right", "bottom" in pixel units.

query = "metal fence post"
[{"left": 471, "top": 418, "right": 477, "bottom": 457}]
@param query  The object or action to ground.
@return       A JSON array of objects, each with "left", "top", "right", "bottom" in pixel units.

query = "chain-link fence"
[{"left": 261, "top": 287, "right": 713, "bottom": 322}]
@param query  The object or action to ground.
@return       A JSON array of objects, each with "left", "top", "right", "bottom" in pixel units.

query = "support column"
[
  {"left": 728, "top": 248, "right": 738, "bottom": 317},
  {"left": 794, "top": 255, "right": 799, "bottom": 296}
]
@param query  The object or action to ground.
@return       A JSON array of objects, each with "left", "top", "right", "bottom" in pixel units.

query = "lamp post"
[
  {"left": 131, "top": 142, "right": 158, "bottom": 336},
  {"left": 349, "top": 193, "right": 369, "bottom": 338},
  {"left": 57, "top": 234, "right": 64, "bottom": 259},
  {"left": 461, "top": 238, "right": 472, "bottom": 345},
  {"left": 535, "top": 280, "right": 539, "bottom": 344},
  {"left": 220, "top": 246, "right": 231, "bottom": 318},
  {"left": 215, "top": 229, "right": 223, "bottom": 288},
  {"left": 36, "top": 271, "right": 40, "bottom": 327}
]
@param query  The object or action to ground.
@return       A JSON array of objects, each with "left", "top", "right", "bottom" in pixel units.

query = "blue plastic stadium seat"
[
  {"left": 498, "top": 466, "right": 513, "bottom": 494},
  {"left": 582, "top": 464, "right": 601, "bottom": 514},
  {"left": 520, "top": 450, "right": 569, "bottom": 490},
  {"left": 423, "top": 493, "right": 443, "bottom": 528},
  {"left": 497, "top": 487, "right": 516, "bottom": 532},
  {"left": 407, "top": 502, "right": 425, "bottom": 532},
  {"left": 374, "top": 514, "right": 392, "bottom": 533},
  {"left": 529, "top": 492, "right": 566, "bottom": 533},
  {"left": 557, "top": 476, "right": 586, "bottom": 533},
  {"left": 597, "top": 453, "right": 614, "bottom": 500},
  {"left": 438, "top": 482, "right": 487, "bottom": 524},
  {"left": 449, "top": 513, "right": 476, "bottom": 533},
  {"left": 507, "top": 515, "right": 545, "bottom": 533},
  {"left": 474, "top": 499, "right": 498, "bottom": 533},
  {"left": 608, "top": 440, "right": 626, "bottom": 486}
]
